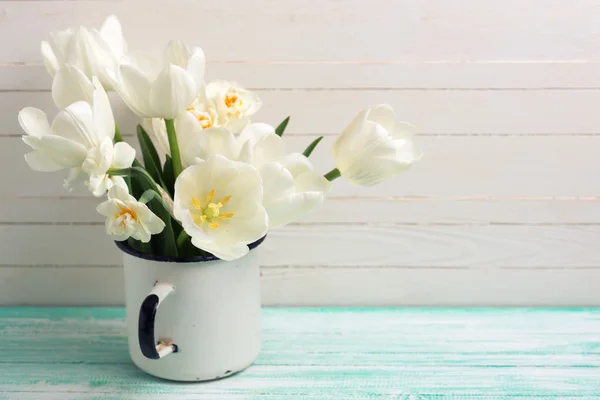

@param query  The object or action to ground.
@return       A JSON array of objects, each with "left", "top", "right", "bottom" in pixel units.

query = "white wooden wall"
[{"left": 1, "top": 0, "right": 600, "bottom": 306}]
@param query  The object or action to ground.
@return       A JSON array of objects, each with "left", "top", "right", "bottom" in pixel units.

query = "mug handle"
[{"left": 138, "top": 281, "right": 179, "bottom": 359}]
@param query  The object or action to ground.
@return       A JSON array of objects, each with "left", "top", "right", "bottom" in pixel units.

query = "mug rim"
[{"left": 115, "top": 235, "right": 266, "bottom": 263}]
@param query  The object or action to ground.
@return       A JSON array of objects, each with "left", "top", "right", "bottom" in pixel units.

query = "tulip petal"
[
  {"left": 49, "top": 29, "right": 74, "bottom": 64},
  {"left": 99, "top": 15, "right": 127, "bottom": 57},
  {"left": 112, "top": 141, "right": 136, "bottom": 169},
  {"left": 164, "top": 40, "right": 191, "bottom": 68},
  {"left": 41, "top": 41, "right": 59, "bottom": 76},
  {"left": 24, "top": 151, "right": 65, "bottom": 172},
  {"left": 392, "top": 121, "right": 417, "bottom": 139},
  {"left": 260, "top": 164, "right": 328, "bottom": 228},
  {"left": 295, "top": 170, "right": 332, "bottom": 194},
  {"left": 143, "top": 117, "right": 170, "bottom": 156},
  {"left": 52, "top": 65, "right": 95, "bottom": 109},
  {"left": 108, "top": 64, "right": 153, "bottom": 117},
  {"left": 55, "top": 102, "right": 96, "bottom": 146},
  {"left": 92, "top": 78, "right": 115, "bottom": 140},
  {"left": 280, "top": 153, "right": 313, "bottom": 178},
  {"left": 18, "top": 107, "right": 51, "bottom": 138},
  {"left": 367, "top": 104, "right": 396, "bottom": 132},
  {"left": 150, "top": 64, "right": 196, "bottom": 119},
  {"left": 31, "top": 135, "right": 88, "bottom": 170},
  {"left": 187, "top": 47, "right": 206, "bottom": 93}
]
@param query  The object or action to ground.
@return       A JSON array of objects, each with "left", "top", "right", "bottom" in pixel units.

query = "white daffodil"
[
  {"left": 107, "top": 40, "right": 204, "bottom": 119},
  {"left": 173, "top": 155, "right": 268, "bottom": 261},
  {"left": 204, "top": 80, "right": 261, "bottom": 133},
  {"left": 83, "top": 137, "right": 136, "bottom": 197},
  {"left": 238, "top": 124, "right": 332, "bottom": 228},
  {"left": 143, "top": 79, "right": 257, "bottom": 151},
  {"left": 97, "top": 185, "right": 165, "bottom": 242},
  {"left": 41, "top": 15, "right": 127, "bottom": 88},
  {"left": 19, "top": 78, "right": 135, "bottom": 196},
  {"left": 332, "top": 104, "right": 423, "bottom": 186}
]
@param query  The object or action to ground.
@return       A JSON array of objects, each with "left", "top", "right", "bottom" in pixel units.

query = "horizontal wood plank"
[
  {"left": 2, "top": 224, "right": 600, "bottom": 268},
  {"left": 1, "top": 267, "right": 600, "bottom": 306},
  {"left": 5, "top": 135, "right": 600, "bottom": 198},
  {"left": 2, "top": 0, "right": 600, "bottom": 62},
  {"left": 4, "top": 90, "right": 600, "bottom": 135},
  {"left": 4, "top": 197, "right": 600, "bottom": 224},
  {"left": 2, "top": 308, "right": 600, "bottom": 397},
  {"left": 6, "top": 62, "right": 600, "bottom": 90}
]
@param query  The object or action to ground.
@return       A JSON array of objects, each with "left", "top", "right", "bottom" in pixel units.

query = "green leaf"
[
  {"left": 275, "top": 116, "right": 290, "bottom": 137},
  {"left": 302, "top": 136, "right": 324, "bottom": 157},
  {"left": 136, "top": 125, "right": 167, "bottom": 189},
  {"left": 124, "top": 168, "right": 178, "bottom": 257},
  {"left": 163, "top": 156, "right": 175, "bottom": 197}
]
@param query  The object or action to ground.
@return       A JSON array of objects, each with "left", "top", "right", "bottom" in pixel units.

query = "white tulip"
[
  {"left": 175, "top": 112, "right": 248, "bottom": 167},
  {"left": 107, "top": 40, "right": 204, "bottom": 119},
  {"left": 173, "top": 155, "right": 268, "bottom": 261},
  {"left": 51, "top": 64, "right": 95, "bottom": 109},
  {"left": 97, "top": 185, "right": 165, "bottom": 242},
  {"left": 238, "top": 124, "right": 332, "bottom": 228},
  {"left": 19, "top": 79, "right": 134, "bottom": 196},
  {"left": 20, "top": 79, "right": 114, "bottom": 172},
  {"left": 41, "top": 15, "right": 127, "bottom": 88},
  {"left": 332, "top": 104, "right": 423, "bottom": 186}
]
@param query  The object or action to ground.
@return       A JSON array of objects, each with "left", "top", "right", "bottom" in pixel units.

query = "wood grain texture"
[
  {"left": 7, "top": 135, "right": 600, "bottom": 197},
  {"left": 1, "top": 308, "right": 599, "bottom": 398},
  {"left": 2, "top": 0, "right": 600, "bottom": 62},
  {"left": 1, "top": 0, "right": 599, "bottom": 306},
  {"left": 4, "top": 90, "right": 600, "bottom": 135},
  {"left": 2, "top": 224, "right": 600, "bottom": 268},
  {"left": 6, "top": 63, "right": 600, "bottom": 90},
  {"left": 4, "top": 197, "right": 600, "bottom": 224},
  {"left": 2, "top": 266, "right": 600, "bottom": 306}
]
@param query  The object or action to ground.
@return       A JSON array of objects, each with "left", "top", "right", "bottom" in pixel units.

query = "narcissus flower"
[{"left": 97, "top": 185, "right": 165, "bottom": 242}]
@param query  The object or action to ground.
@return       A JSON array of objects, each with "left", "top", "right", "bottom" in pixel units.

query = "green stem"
[
  {"left": 139, "top": 189, "right": 162, "bottom": 205},
  {"left": 109, "top": 166, "right": 157, "bottom": 189},
  {"left": 110, "top": 168, "right": 181, "bottom": 228},
  {"left": 165, "top": 119, "right": 183, "bottom": 179},
  {"left": 324, "top": 168, "right": 341, "bottom": 181},
  {"left": 114, "top": 123, "right": 123, "bottom": 143},
  {"left": 176, "top": 230, "right": 190, "bottom": 248}
]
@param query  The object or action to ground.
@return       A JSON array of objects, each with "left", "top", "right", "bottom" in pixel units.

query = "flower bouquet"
[{"left": 19, "top": 16, "right": 422, "bottom": 381}]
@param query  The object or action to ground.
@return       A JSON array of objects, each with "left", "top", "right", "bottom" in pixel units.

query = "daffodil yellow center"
[
  {"left": 115, "top": 206, "right": 138, "bottom": 227},
  {"left": 186, "top": 106, "right": 214, "bottom": 129},
  {"left": 191, "top": 189, "right": 234, "bottom": 229},
  {"left": 224, "top": 90, "right": 244, "bottom": 116}
]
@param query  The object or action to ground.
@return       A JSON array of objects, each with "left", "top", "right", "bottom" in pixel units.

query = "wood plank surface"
[
  {"left": 2, "top": 0, "right": 600, "bottom": 63},
  {"left": 6, "top": 63, "right": 600, "bottom": 90},
  {"left": 2, "top": 266, "right": 600, "bottom": 306},
  {"left": 6, "top": 135, "right": 600, "bottom": 198},
  {"left": 1, "top": 308, "right": 599, "bottom": 398},
  {"left": 2, "top": 224, "right": 600, "bottom": 268},
  {"left": 4, "top": 90, "right": 600, "bottom": 135}
]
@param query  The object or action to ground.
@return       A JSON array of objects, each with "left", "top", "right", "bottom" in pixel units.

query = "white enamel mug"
[{"left": 117, "top": 239, "right": 263, "bottom": 381}]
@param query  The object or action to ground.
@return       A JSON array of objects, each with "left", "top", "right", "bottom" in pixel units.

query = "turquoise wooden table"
[{"left": 1, "top": 308, "right": 600, "bottom": 399}]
